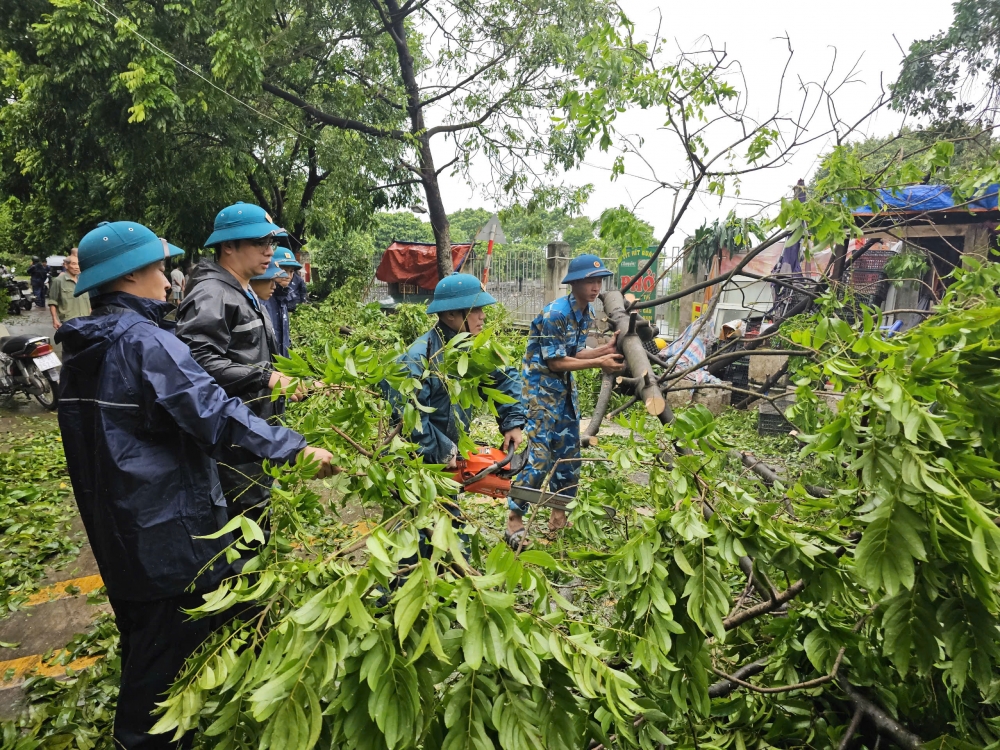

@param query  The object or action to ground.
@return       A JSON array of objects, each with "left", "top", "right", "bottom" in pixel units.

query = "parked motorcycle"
[
  {"left": 1, "top": 266, "right": 33, "bottom": 316},
  {"left": 0, "top": 335, "right": 60, "bottom": 409}
]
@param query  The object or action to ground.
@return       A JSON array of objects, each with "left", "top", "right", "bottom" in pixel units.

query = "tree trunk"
[
  {"left": 383, "top": 0, "right": 453, "bottom": 281},
  {"left": 420, "top": 141, "right": 453, "bottom": 280}
]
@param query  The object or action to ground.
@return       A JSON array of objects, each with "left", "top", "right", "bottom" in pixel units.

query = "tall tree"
[
  {"left": 893, "top": 0, "right": 1000, "bottom": 123},
  {"left": 0, "top": 0, "right": 411, "bottom": 253},
  {"left": 211, "top": 0, "right": 609, "bottom": 279}
]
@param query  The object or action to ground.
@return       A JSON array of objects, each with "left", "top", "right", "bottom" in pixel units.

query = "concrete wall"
[{"left": 544, "top": 242, "right": 570, "bottom": 307}]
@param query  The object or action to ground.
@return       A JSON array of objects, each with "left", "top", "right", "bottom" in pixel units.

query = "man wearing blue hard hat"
[
  {"left": 55, "top": 220, "right": 335, "bottom": 749},
  {"left": 177, "top": 202, "right": 304, "bottom": 523},
  {"left": 263, "top": 246, "right": 301, "bottom": 358},
  {"left": 506, "top": 254, "right": 623, "bottom": 549},
  {"left": 392, "top": 273, "right": 527, "bottom": 468},
  {"left": 250, "top": 257, "right": 287, "bottom": 303}
]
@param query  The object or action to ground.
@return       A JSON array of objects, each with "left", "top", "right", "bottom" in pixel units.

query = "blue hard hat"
[
  {"left": 426, "top": 273, "right": 497, "bottom": 313},
  {"left": 562, "top": 253, "right": 613, "bottom": 283},
  {"left": 251, "top": 259, "right": 289, "bottom": 281},
  {"left": 273, "top": 246, "right": 302, "bottom": 268},
  {"left": 76, "top": 221, "right": 183, "bottom": 296},
  {"left": 204, "top": 202, "right": 287, "bottom": 247}
]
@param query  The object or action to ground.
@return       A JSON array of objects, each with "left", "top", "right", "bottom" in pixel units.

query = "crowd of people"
[{"left": 51, "top": 201, "right": 623, "bottom": 749}]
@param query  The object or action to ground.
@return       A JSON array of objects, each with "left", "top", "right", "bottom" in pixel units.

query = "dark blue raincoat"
[
  {"left": 55, "top": 293, "right": 307, "bottom": 601},
  {"left": 390, "top": 323, "right": 526, "bottom": 465},
  {"left": 264, "top": 284, "right": 292, "bottom": 359}
]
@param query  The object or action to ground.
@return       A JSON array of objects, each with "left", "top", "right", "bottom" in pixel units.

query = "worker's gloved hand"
[
  {"left": 598, "top": 353, "right": 625, "bottom": 373},
  {"left": 297, "top": 446, "right": 339, "bottom": 478},
  {"left": 502, "top": 427, "right": 524, "bottom": 453}
]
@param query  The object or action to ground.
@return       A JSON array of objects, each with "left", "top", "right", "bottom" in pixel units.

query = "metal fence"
[
  {"left": 360, "top": 244, "right": 684, "bottom": 334},
  {"left": 362, "top": 248, "right": 547, "bottom": 327},
  {"left": 462, "top": 249, "right": 545, "bottom": 327}
]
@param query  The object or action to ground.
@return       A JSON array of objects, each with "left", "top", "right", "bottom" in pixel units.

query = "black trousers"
[{"left": 108, "top": 594, "right": 252, "bottom": 749}]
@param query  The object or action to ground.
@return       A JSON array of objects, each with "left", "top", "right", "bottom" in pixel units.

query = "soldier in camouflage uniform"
[{"left": 506, "top": 254, "right": 623, "bottom": 549}]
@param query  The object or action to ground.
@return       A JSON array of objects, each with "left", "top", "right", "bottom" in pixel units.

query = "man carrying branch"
[{"left": 507, "top": 255, "right": 623, "bottom": 549}]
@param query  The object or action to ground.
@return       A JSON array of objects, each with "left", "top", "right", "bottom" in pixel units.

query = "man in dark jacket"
[
  {"left": 57, "top": 220, "right": 336, "bottom": 750},
  {"left": 27, "top": 255, "right": 48, "bottom": 308},
  {"left": 263, "top": 247, "right": 301, "bottom": 358},
  {"left": 176, "top": 203, "right": 304, "bottom": 522},
  {"left": 286, "top": 266, "right": 308, "bottom": 310}
]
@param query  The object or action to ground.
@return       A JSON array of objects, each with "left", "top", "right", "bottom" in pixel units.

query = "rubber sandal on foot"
[{"left": 504, "top": 528, "right": 532, "bottom": 551}]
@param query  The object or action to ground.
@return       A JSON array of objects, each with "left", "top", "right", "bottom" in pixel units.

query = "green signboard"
[{"left": 616, "top": 246, "right": 658, "bottom": 321}]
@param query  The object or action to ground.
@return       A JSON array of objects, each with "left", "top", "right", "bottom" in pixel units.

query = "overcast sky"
[{"left": 434, "top": 0, "right": 956, "bottom": 242}]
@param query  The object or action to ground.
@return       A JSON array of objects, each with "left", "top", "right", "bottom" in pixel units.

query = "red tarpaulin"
[{"left": 375, "top": 242, "right": 473, "bottom": 290}]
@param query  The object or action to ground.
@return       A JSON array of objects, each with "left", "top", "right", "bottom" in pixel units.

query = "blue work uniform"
[
  {"left": 511, "top": 293, "right": 593, "bottom": 510},
  {"left": 264, "top": 284, "right": 292, "bottom": 359},
  {"left": 390, "top": 323, "right": 527, "bottom": 465}
]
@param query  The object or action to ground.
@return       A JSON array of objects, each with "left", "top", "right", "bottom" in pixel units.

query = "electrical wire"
[{"left": 85, "top": 0, "right": 318, "bottom": 144}]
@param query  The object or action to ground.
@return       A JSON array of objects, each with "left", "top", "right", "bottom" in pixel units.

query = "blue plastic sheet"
[{"left": 853, "top": 184, "right": 999, "bottom": 214}]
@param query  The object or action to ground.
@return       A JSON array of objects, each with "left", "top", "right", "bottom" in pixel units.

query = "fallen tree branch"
[
  {"left": 723, "top": 579, "right": 805, "bottom": 630},
  {"left": 838, "top": 706, "right": 864, "bottom": 750},
  {"left": 837, "top": 675, "right": 924, "bottom": 750},
  {"left": 710, "top": 646, "right": 845, "bottom": 694},
  {"left": 708, "top": 660, "right": 768, "bottom": 698},
  {"left": 729, "top": 450, "right": 833, "bottom": 498}
]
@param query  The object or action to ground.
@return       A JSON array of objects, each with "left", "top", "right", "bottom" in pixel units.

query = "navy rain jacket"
[
  {"left": 387, "top": 323, "right": 527, "bottom": 465},
  {"left": 286, "top": 272, "right": 308, "bottom": 310},
  {"left": 55, "top": 293, "right": 307, "bottom": 601},
  {"left": 264, "top": 284, "right": 291, "bottom": 359}
]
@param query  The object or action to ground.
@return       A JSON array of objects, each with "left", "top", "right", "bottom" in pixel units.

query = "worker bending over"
[
  {"left": 394, "top": 273, "right": 526, "bottom": 467},
  {"left": 507, "top": 254, "right": 623, "bottom": 549},
  {"left": 56, "top": 221, "right": 335, "bottom": 749}
]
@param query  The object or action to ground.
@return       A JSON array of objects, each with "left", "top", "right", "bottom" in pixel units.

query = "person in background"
[
  {"left": 287, "top": 249, "right": 309, "bottom": 309},
  {"left": 264, "top": 247, "right": 301, "bottom": 358},
  {"left": 176, "top": 202, "right": 306, "bottom": 523},
  {"left": 249, "top": 258, "right": 286, "bottom": 303},
  {"left": 27, "top": 255, "right": 48, "bottom": 308},
  {"left": 169, "top": 262, "right": 186, "bottom": 306},
  {"left": 506, "top": 255, "right": 623, "bottom": 549},
  {"left": 56, "top": 220, "right": 336, "bottom": 750},
  {"left": 47, "top": 253, "right": 90, "bottom": 330}
]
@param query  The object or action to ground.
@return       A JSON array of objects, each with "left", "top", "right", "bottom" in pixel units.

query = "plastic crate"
[
  {"left": 757, "top": 393, "right": 795, "bottom": 436},
  {"left": 757, "top": 410, "right": 794, "bottom": 436},
  {"left": 728, "top": 358, "right": 750, "bottom": 408},
  {"left": 851, "top": 248, "right": 896, "bottom": 272}
]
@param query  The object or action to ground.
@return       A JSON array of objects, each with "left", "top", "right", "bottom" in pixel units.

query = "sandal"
[{"left": 504, "top": 527, "right": 532, "bottom": 552}]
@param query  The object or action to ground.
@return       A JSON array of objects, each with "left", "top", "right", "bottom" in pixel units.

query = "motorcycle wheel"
[
  {"left": 7, "top": 300, "right": 21, "bottom": 316},
  {"left": 20, "top": 297, "right": 31, "bottom": 311},
  {"left": 30, "top": 367, "right": 58, "bottom": 410}
]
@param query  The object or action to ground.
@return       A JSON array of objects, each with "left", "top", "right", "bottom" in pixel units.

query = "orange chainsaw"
[{"left": 453, "top": 445, "right": 616, "bottom": 519}]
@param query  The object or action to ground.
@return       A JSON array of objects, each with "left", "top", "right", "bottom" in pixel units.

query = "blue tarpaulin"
[{"left": 853, "top": 184, "right": 999, "bottom": 214}]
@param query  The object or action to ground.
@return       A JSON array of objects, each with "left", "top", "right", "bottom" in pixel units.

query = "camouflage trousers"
[{"left": 509, "top": 383, "right": 580, "bottom": 514}]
